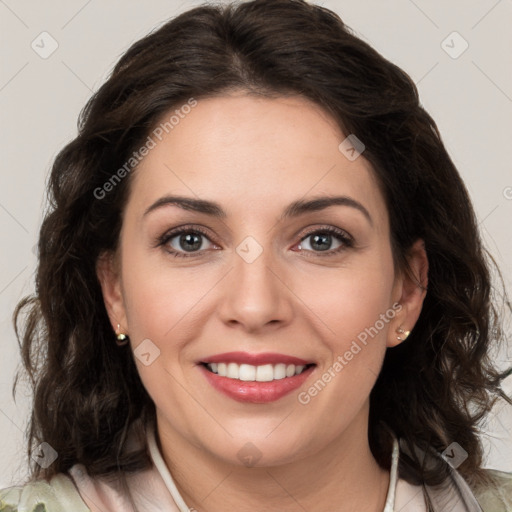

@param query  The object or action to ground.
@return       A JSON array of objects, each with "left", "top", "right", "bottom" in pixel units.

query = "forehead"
[{"left": 127, "top": 94, "right": 387, "bottom": 227}]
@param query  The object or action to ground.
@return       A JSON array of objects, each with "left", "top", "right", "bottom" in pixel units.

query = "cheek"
[
  {"left": 296, "top": 261, "right": 396, "bottom": 416},
  {"left": 120, "top": 245, "right": 209, "bottom": 340},
  {"left": 302, "top": 252, "right": 396, "bottom": 339}
]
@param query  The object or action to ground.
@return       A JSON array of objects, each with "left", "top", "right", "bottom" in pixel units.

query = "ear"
[
  {"left": 96, "top": 250, "right": 128, "bottom": 336},
  {"left": 387, "top": 238, "right": 428, "bottom": 348}
]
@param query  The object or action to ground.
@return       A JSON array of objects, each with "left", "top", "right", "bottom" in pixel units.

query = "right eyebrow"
[{"left": 143, "top": 195, "right": 226, "bottom": 218}]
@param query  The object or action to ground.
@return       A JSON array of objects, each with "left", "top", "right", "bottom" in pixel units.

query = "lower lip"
[{"left": 199, "top": 365, "right": 315, "bottom": 403}]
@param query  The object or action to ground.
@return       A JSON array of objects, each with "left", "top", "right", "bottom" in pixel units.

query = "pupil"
[
  {"left": 312, "top": 233, "right": 331, "bottom": 251},
  {"left": 181, "top": 233, "right": 201, "bottom": 251}
]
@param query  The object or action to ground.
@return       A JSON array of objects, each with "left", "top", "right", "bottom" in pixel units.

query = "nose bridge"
[
  {"left": 232, "top": 235, "right": 282, "bottom": 302},
  {"left": 216, "top": 232, "right": 292, "bottom": 329}
]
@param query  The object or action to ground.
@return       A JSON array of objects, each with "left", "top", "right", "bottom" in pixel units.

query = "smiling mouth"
[{"left": 201, "top": 362, "right": 316, "bottom": 382}]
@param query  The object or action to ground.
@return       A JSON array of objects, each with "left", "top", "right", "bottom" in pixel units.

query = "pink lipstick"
[{"left": 198, "top": 351, "right": 316, "bottom": 403}]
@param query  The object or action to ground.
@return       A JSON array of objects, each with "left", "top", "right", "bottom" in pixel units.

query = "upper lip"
[{"left": 200, "top": 351, "right": 314, "bottom": 366}]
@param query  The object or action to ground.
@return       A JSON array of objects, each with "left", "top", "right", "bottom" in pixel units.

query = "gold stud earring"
[
  {"left": 396, "top": 327, "right": 410, "bottom": 341},
  {"left": 116, "top": 323, "right": 129, "bottom": 346}
]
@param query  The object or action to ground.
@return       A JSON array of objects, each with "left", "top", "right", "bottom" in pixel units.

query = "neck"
[{"left": 156, "top": 402, "right": 390, "bottom": 512}]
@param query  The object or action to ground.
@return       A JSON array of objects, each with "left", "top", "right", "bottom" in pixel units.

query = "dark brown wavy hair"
[{"left": 11, "top": 0, "right": 512, "bottom": 507}]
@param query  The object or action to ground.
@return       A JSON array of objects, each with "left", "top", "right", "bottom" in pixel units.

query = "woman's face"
[{"left": 99, "top": 92, "right": 427, "bottom": 467}]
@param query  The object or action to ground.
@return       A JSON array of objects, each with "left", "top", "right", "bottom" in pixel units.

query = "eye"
[
  {"left": 158, "top": 226, "right": 218, "bottom": 258},
  {"left": 296, "top": 226, "right": 353, "bottom": 256},
  {"left": 157, "top": 225, "right": 354, "bottom": 259}
]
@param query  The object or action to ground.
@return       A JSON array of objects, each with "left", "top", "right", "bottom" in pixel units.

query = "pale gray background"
[{"left": 1, "top": 0, "right": 511, "bottom": 488}]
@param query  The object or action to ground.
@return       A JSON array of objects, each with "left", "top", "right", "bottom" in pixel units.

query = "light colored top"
[{"left": 1, "top": 421, "right": 512, "bottom": 511}]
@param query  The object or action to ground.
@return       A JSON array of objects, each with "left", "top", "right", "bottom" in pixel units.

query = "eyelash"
[{"left": 156, "top": 225, "right": 354, "bottom": 258}]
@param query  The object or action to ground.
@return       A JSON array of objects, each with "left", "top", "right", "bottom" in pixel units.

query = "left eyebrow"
[
  {"left": 142, "top": 194, "right": 373, "bottom": 226},
  {"left": 281, "top": 195, "right": 373, "bottom": 226}
]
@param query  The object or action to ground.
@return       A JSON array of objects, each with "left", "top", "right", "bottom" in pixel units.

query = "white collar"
[{"left": 147, "top": 424, "right": 191, "bottom": 512}]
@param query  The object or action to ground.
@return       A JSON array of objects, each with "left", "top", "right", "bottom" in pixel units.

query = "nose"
[{"left": 216, "top": 243, "right": 294, "bottom": 333}]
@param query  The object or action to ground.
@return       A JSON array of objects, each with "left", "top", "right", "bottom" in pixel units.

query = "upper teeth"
[{"left": 206, "top": 362, "right": 307, "bottom": 381}]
